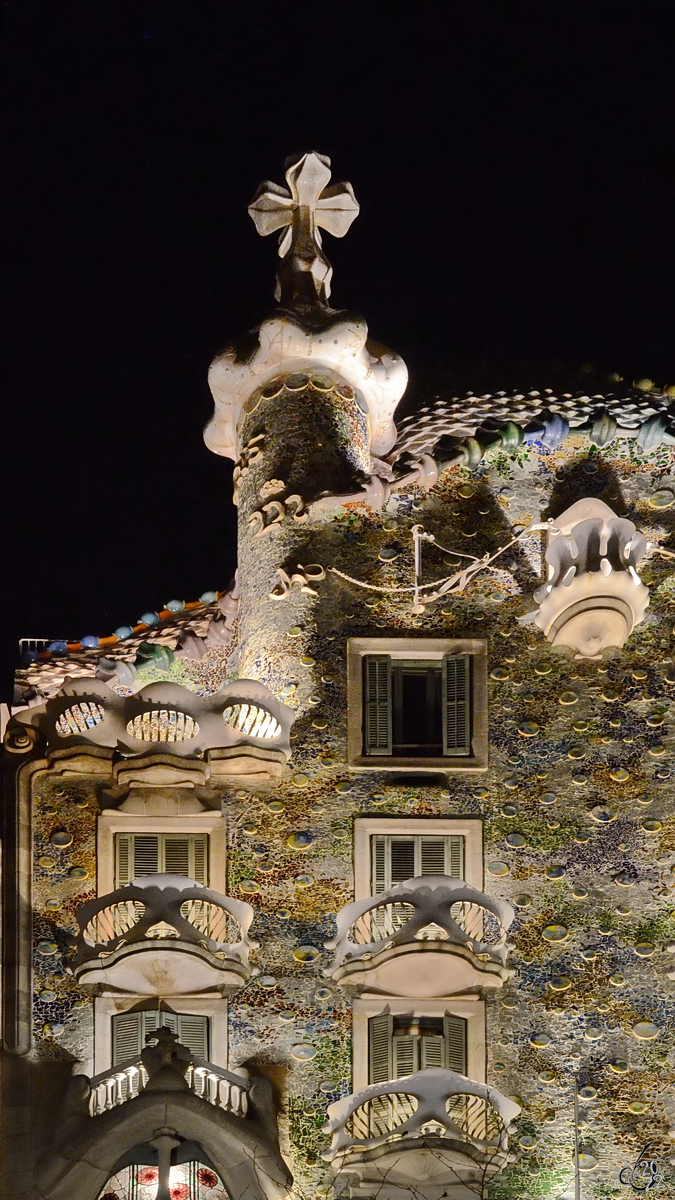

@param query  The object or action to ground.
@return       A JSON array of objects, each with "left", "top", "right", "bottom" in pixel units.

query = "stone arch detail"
[{"left": 34, "top": 1091, "right": 293, "bottom": 1200}]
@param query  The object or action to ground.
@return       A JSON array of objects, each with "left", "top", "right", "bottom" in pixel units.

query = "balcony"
[
  {"left": 323, "top": 1067, "right": 520, "bottom": 1200},
  {"left": 20, "top": 677, "right": 296, "bottom": 780},
  {"left": 324, "top": 877, "right": 514, "bottom": 998},
  {"left": 33, "top": 1026, "right": 293, "bottom": 1200},
  {"left": 88, "top": 1050, "right": 250, "bottom": 1118},
  {"left": 71, "top": 874, "right": 257, "bottom": 994}
]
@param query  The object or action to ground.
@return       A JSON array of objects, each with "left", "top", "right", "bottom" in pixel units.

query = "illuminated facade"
[{"left": 4, "top": 152, "right": 675, "bottom": 1199}]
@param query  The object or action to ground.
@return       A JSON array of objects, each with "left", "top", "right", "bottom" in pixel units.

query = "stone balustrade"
[
  {"left": 324, "top": 876, "right": 514, "bottom": 997},
  {"left": 88, "top": 1055, "right": 250, "bottom": 1118},
  {"left": 71, "top": 874, "right": 257, "bottom": 994}
]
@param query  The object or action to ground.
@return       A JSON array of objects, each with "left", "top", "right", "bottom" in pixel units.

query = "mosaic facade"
[{"left": 4, "top": 152, "right": 675, "bottom": 1200}]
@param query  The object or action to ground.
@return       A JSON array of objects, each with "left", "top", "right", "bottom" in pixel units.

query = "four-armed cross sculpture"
[{"left": 248, "top": 151, "right": 359, "bottom": 309}]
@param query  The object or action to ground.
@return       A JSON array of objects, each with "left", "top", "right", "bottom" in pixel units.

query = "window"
[
  {"left": 347, "top": 638, "right": 487, "bottom": 770},
  {"left": 352, "top": 997, "right": 485, "bottom": 1095},
  {"left": 112, "top": 1008, "right": 209, "bottom": 1064},
  {"left": 366, "top": 1012, "right": 468, "bottom": 1136},
  {"left": 369, "top": 1012, "right": 467, "bottom": 1082},
  {"left": 98, "top": 1156, "right": 229, "bottom": 1199},
  {"left": 114, "top": 833, "right": 208, "bottom": 887},
  {"left": 372, "top": 833, "right": 464, "bottom": 893},
  {"left": 354, "top": 818, "right": 483, "bottom": 903}
]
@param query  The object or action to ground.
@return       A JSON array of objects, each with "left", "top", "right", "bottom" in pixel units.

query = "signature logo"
[{"left": 619, "top": 1143, "right": 661, "bottom": 1193}]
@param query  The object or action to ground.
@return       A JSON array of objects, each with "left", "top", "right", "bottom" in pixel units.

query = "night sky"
[{"left": 3, "top": 2, "right": 675, "bottom": 699}]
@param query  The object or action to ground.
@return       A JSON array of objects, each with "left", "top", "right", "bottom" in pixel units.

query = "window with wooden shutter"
[
  {"left": 369, "top": 1012, "right": 393, "bottom": 1083},
  {"left": 371, "top": 834, "right": 465, "bottom": 893},
  {"left": 442, "top": 654, "right": 472, "bottom": 756},
  {"left": 367, "top": 1013, "right": 467, "bottom": 1134},
  {"left": 349, "top": 639, "right": 486, "bottom": 768},
  {"left": 112, "top": 1010, "right": 209, "bottom": 1065},
  {"left": 368, "top": 1013, "right": 394, "bottom": 1136},
  {"left": 114, "top": 834, "right": 209, "bottom": 886},
  {"left": 420, "top": 1033, "right": 446, "bottom": 1069},
  {"left": 364, "top": 656, "right": 392, "bottom": 755},
  {"left": 444, "top": 1014, "right": 467, "bottom": 1073}
]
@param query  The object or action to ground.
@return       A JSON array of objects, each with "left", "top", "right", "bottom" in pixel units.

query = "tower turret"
[{"left": 204, "top": 152, "right": 408, "bottom": 720}]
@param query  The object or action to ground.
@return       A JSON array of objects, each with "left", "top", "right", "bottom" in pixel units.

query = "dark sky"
[{"left": 3, "top": 2, "right": 675, "bottom": 698}]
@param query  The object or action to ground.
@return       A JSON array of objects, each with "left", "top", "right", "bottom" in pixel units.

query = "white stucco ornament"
[
  {"left": 533, "top": 497, "right": 649, "bottom": 657},
  {"left": 206, "top": 313, "right": 407, "bottom": 461},
  {"left": 205, "top": 152, "right": 407, "bottom": 462}
]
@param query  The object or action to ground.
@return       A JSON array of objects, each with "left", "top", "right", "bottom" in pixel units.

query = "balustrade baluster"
[{"left": 218, "top": 1078, "right": 230, "bottom": 1110}]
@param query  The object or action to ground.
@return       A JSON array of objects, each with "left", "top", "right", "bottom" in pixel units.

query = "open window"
[
  {"left": 347, "top": 638, "right": 487, "bottom": 771},
  {"left": 352, "top": 997, "right": 485, "bottom": 1096},
  {"left": 369, "top": 1012, "right": 467, "bottom": 1081}
]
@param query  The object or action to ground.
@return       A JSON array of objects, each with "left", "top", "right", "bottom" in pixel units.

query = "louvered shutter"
[
  {"left": 177, "top": 1014, "right": 209, "bottom": 1059},
  {"left": 372, "top": 837, "right": 387, "bottom": 894},
  {"left": 393, "top": 1034, "right": 416, "bottom": 1079},
  {"left": 390, "top": 839, "right": 416, "bottom": 884},
  {"left": 446, "top": 835, "right": 464, "bottom": 878},
  {"left": 444, "top": 1014, "right": 467, "bottom": 1074},
  {"left": 369, "top": 1013, "right": 393, "bottom": 1083},
  {"left": 112, "top": 1012, "right": 144, "bottom": 1064},
  {"left": 114, "top": 834, "right": 209, "bottom": 886},
  {"left": 115, "top": 835, "right": 132, "bottom": 887},
  {"left": 142, "top": 1009, "right": 175, "bottom": 1039},
  {"left": 420, "top": 1035, "right": 445, "bottom": 1069},
  {"left": 420, "top": 838, "right": 446, "bottom": 876},
  {"left": 132, "top": 835, "right": 160, "bottom": 878},
  {"left": 163, "top": 835, "right": 191, "bottom": 876},
  {"left": 364, "top": 656, "right": 392, "bottom": 755},
  {"left": 191, "top": 836, "right": 208, "bottom": 884},
  {"left": 368, "top": 1013, "right": 394, "bottom": 1136},
  {"left": 442, "top": 654, "right": 472, "bottom": 756}
]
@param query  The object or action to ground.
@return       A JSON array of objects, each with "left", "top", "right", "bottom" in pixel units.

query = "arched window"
[{"left": 98, "top": 1141, "right": 229, "bottom": 1200}]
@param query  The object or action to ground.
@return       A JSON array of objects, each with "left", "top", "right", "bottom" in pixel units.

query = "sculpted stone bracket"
[
  {"left": 530, "top": 498, "right": 650, "bottom": 657},
  {"left": 269, "top": 563, "right": 326, "bottom": 601}
]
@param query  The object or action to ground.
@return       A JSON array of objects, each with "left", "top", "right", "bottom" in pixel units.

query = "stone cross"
[{"left": 248, "top": 151, "right": 359, "bottom": 309}]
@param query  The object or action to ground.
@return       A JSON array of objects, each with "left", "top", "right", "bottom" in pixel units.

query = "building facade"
[{"left": 3, "top": 151, "right": 675, "bottom": 1200}]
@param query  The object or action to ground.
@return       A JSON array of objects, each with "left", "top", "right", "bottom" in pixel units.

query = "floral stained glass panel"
[{"left": 100, "top": 1161, "right": 228, "bottom": 1200}]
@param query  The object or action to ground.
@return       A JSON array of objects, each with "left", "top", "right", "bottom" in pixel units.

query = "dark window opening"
[{"left": 363, "top": 653, "right": 472, "bottom": 758}]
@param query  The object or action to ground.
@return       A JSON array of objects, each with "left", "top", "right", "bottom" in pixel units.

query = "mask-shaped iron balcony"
[
  {"left": 70, "top": 875, "right": 257, "bottom": 995},
  {"left": 323, "top": 1068, "right": 520, "bottom": 1200},
  {"left": 324, "top": 876, "right": 515, "bottom": 998}
]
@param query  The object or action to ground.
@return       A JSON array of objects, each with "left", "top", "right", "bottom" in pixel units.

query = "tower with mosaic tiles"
[{"left": 4, "top": 150, "right": 675, "bottom": 1200}]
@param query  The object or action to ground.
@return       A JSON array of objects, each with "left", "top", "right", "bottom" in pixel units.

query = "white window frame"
[
  {"left": 354, "top": 817, "right": 484, "bottom": 901},
  {"left": 347, "top": 637, "right": 488, "bottom": 772},
  {"left": 92, "top": 994, "right": 227, "bottom": 1078},
  {"left": 353, "top": 997, "right": 485, "bottom": 1093},
  {"left": 97, "top": 810, "right": 225, "bottom": 897}
]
